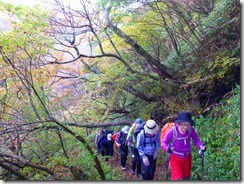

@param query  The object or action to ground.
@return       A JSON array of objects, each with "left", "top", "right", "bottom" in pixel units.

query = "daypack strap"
[
  {"left": 170, "top": 126, "right": 177, "bottom": 145},
  {"left": 169, "top": 125, "right": 192, "bottom": 146},
  {"left": 143, "top": 129, "right": 157, "bottom": 148}
]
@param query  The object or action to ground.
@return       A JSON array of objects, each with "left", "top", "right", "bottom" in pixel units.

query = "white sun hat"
[
  {"left": 121, "top": 125, "right": 130, "bottom": 134},
  {"left": 144, "top": 119, "right": 159, "bottom": 134}
]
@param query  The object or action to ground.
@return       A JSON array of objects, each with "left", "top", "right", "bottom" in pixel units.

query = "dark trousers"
[
  {"left": 131, "top": 147, "right": 141, "bottom": 175},
  {"left": 106, "top": 147, "right": 114, "bottom": 157},
  {"left": 105, "top": 141, "right": 114, "bottom": 160},
  {"left": 140, "top": 154, "right": 156, "bottom": 180},
  {"left": 100, "top": 144, "right": 106, "bottom": 156},
  {"left": 118, "top": 145, "right": 128, "bottom": 167}
]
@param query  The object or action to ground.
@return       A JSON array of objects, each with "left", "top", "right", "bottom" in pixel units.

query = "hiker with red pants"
[
  {"left": 115, "top": 125, "right": 130, "bottom": 171},
  {"left": 161, "top": 112, "right": 206, "bottom": 180},
  {"left": 136, "top": 120, "right": 160, "bottom": 180}
]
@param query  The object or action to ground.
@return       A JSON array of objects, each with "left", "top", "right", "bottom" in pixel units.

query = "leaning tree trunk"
[{"left": 51, "top": 118, "right": 106, "bottom": 180}]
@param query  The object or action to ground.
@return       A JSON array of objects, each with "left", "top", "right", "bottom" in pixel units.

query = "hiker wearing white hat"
[{"left": 136, "top": 119, "right": 160, "bottom": 180}]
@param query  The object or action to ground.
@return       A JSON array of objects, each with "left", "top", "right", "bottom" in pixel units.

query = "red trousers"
[{"left": 170, "top": 153, "right": 192, "bottom": 180}]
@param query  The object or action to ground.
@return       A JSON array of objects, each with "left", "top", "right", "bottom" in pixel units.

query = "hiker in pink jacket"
[{"left": 161, "top": 112, "right": 206, "bottom": 180}]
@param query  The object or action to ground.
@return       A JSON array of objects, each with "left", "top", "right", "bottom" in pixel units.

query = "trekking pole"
[
  {"left": 199, "top": 150, "right": 204, "bottom": 180},
  {"left": 201, "top": 153, "right": 204, "bottom": 179},
  {"left": 164, "top": 153, "right": 170, "bottom": 180},
  {"left": 199, "top": 143, "right": 206, "bottom": 180}
]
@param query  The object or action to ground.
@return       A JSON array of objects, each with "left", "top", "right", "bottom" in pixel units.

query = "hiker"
[
  {"left": 136, "top": 119, "right": 160, "bottom": 180},
  {"left": 105, "top": 133, "right": 114, "bottom": 161},
  {"left": 97, "top": 129, "right": 108, "bottom": 157},
  {"left": 115, "top": 125, "right": 130, "bottom": 171},
  {"left": 94, "top": 129, "right": 102, "bottom": 154},
  {"left": 127, "top": 118, "right": 144, "bottom": 178},
  {"left": 161, "top": 112, "right": 206, "bottom": 180}
]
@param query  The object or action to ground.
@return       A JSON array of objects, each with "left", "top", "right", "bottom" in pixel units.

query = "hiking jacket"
[
  {"left": 115, "top": 131, "right": 127, "bottom": 146},
  {"left": 126, "top": 127, "right": 134, "bottom": 147},
  {"left": 161, "top": 125, "right": 203, "bottom": 158},
  {"left": 127, "top": 123, "right": 144, "bottom": 147},
  {"left": 97, "top": 130, "right": 108, "bottom": 150},
  {"left": 136, "top": 129, "right": 160, "bottom": 157}
]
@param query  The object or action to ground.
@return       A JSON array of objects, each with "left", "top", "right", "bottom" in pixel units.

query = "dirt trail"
[{"left": 108, "top": 150, "right": 166, "bottom": 181}]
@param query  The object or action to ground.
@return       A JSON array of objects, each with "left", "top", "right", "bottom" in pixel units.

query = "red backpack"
[{"left": 112, "top": 132, "right": 119, "bottom": 147}]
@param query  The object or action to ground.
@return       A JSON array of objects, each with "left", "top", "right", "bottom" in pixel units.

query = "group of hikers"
[{"left": 94, "top": 112, "right": 206, "bottom": 180}]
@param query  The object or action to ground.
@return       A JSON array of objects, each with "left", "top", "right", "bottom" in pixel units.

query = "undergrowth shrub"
[{"left": 191, "top": 85, "right": 240, "bottom": 180}]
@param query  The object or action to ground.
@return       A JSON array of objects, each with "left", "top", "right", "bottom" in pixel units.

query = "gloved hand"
[
  {"left": 142, "top": 155, "right": 149, "bottom": 166},
  {"left": 167, "top": 146, "right": 173, "bottom": 154},
  {"left": 199, "top": 143, "right": 206, "bottom": 157},
  {"left": 153, "top": 151, "right": 157, "bottom": 159}
]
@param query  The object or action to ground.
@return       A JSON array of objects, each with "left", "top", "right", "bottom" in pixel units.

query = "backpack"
[
  {"left": 112, "top": 132, "right": 118, "bottom": 141},
  {"left": 160, "top": 122, "right": 176, "bottom": 145},
  {"left": 112, "top": 132, "right": 119, "bottom": 147},
  {"left": 98, "top": 129, "right": 114, "bottom": 146},
  {"left": 99, "top": 134, "right": 107, "bottom": 145},
  {"left": 104, "top": 129, "right": 114, "bottom": 135}
]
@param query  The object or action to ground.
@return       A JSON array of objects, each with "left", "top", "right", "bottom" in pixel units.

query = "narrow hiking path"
[{"left": 107, "top": 150, "right": 166, "bottom": 181}]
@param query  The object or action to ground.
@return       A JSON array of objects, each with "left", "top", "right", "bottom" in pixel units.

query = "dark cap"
[{"left": 175, "top": 112, "right": 195, "bottom": 125}]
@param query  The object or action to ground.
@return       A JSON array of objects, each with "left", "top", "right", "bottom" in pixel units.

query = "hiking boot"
[
  {"left": 131, "top": 169, "right": 135, "bottom": 175},
  {"left": 121, "top": 167, "right": 126, "bottom": 171},
  {"left": 137, "top": 174, "right": 143, "bottom": 179}
]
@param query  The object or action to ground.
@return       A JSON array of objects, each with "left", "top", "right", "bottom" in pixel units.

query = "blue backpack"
[{"left": 99, "top": 129, "right": 113, "bottom": 146}]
